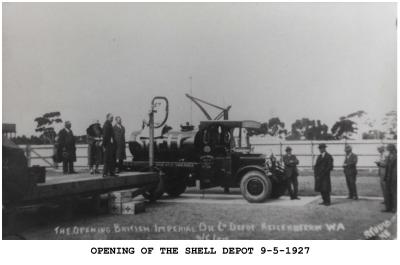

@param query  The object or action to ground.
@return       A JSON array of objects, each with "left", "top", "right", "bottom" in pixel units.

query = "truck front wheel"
[{"left": 240, "top": 171, "right": 272, "bottom": 203}]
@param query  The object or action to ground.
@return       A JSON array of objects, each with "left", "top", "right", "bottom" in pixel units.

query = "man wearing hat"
[
  {"left": 102, "top": 113, "right": 117, "bottom": 177},
  {"left": 314, "top": 143, "right": 334, "bottom": 206},
  {"left": 87, "top": 119, "right": 103, "bottom": 174},
  {"left": 383, "top": 144, "right": 397, "bottom": 213},
  {"left": 57, "top": 121, "right": 77, "bottom": 174},
  {"left": 283, "top": 146, "right": 300, "bottom": 200},
  {"left": 343, "top": 145, "right": 358, "bottom": 200},
  {"left": 375, "top": 146, "right": 387, "bottom": 204}
]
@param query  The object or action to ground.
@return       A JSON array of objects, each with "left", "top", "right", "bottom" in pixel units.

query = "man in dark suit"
[
  {"left": 314, "top": 143, "right": 334, "bottom": 206},
  {"left": 113, "top": 116, "right": 126, "bottom": 173},
  {"left": 343, "top": 145, "right": 358, "bottom": 200},
  {"left": 102, "top": 113, "right": 117, "bottom": 177},
  {"left": 375, "top": 146, "right": 387, "bottom": 205},
  {"left": 383, "top": 144, "right": 397, "bottom": 213},
  {"left": 57, "top": 121, "right": 77, "bottom": 174},
  {"left": 283, "top": 146, "right": 300, "bottom": 200}
]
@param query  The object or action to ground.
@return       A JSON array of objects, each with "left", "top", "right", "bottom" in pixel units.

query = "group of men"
[
  {"left": 282, "top": 143, "right": 397, "bottom": 212},
  {"left": 56, "top": 113, "right": 126, "bottom": 177}
]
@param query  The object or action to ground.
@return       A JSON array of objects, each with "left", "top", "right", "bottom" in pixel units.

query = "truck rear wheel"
[
  {"left": 166, "top": 182, "right": 187, "bottom": 197},
  {"left": 271, "top": 182, "right": 287, "bottom": 199},
  {"left": 240, "top": 171, "right": 272, "bottom": 203},
  {"left": 143, "top": 170, "right": 165, "bottom": 202}
]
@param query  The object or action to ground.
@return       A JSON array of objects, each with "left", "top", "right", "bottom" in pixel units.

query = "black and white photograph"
[{"left": 1, "top": 1, "right": 397, "bottom": 243}]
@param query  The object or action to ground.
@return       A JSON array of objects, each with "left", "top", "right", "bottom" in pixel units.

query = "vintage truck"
[{"left": 127, "top": 119, "right": 287, "bottom": 203}]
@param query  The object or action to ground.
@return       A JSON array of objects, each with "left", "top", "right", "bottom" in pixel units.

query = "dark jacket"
[
  {"left": 314, "top": 152, "right": 334, "bottom": 192},
  {"left": 87, "top": 123, "right": 103, "bottom": 145},
  {"left": 102, "top": 120, "right": 116, "bottom": 148},
  {"left": 87, "top": 123, "right": 103, "bottom": 165},
  {"left": 113, "top": 124, "right": 126, "bottom": 160},
  {"left": 57, "top": 128, "right": 76, "bottom": 162},
  {"left": 343, "top": 153, "right": 358, "bottom": 177},
  {"left": 282, "top": 154, "right": 299, "bottom": 179},
  {"left": 385, "top": 154, "right": 397, "bottom": 183}
]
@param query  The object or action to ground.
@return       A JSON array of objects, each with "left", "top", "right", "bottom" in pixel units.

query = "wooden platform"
[{"left": 21, "top": 171, "right": 159, "bottom": 203}]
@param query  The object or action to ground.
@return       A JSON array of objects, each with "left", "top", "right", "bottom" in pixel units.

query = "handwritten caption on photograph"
[{"left": 54, "top": 221, "right": 346, "bottom": 240}]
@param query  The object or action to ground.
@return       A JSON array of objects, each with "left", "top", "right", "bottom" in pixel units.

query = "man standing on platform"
[
  {"left": 314, "top": 143, "right": 334, "bottom": 206},
  {"left": 343, "top": 145, "right": 358, "bottom": 200},
  {"left": 283, "top": 146, "right": 300, "bottom": 200},
  {"left": 113, "top": 116, "right": 126, "bottom": 173},
  {"left": 57, "top": 121, "right": 77, "bottom": 174},
  {"left": 102, "top": 113, "right": 117, "bottom": 177}
]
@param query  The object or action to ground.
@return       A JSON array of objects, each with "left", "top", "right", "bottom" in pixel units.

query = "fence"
[
  {"left": 20, "top": 144, "right": 134, "bottom": 169},
  {"left": 20, "top": 139, "right": 396, "bottom": 169},
  {"left": 251, "top": 138, "right": 397, "bottom": 169}
]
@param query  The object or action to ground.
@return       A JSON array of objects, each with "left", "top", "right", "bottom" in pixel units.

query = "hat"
[
  {"left": 377, "top": 146, "right": 385, "bottom": 152},
  {"left": 387, "top": 143, "right": 397, "bottom": 152},
  {"left": 345, "top": 145, "right": 352, "bottom": 151},
  {"left": 91, "top": 119, "right": 100, "bottom": 125},
  {"left": 318, "top": 143, "right": 327, "bottom": 149},
  {"left": 285, "top": 146, "right": 292, "bottom": 152}
]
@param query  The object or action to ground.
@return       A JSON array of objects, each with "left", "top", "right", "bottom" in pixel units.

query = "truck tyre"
[
  {"left": 240, "top": 171, "right": 272, "bottom": 203},
  {"left": 143, "top": 170, "right": 165, "bottom": 202},
  {"left": 271, "top": 182, "right": 287, "bottom": 199},
  {"left": 166, "top": 182, "right": 187, "bottom": 197}
]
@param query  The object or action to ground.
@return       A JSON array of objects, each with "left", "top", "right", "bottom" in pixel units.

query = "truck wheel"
[
  {"left": 271, "top": 182, "right": 288, "bottom": 199},
  {"left": 166, "top": 182, "right": 187, "bottom": 197},
  {"left": 143, "top": 171, "right": 165, "bottom": 202},
  {"left": 240, "top": 171, "right": 272, "bottom": 203}
]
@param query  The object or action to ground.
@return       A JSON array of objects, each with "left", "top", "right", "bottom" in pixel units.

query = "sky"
[{"left": 2, "top": 2, "right": 397, "bottom": 137}]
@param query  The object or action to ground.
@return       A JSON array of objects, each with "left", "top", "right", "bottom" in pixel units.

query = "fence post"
[
  {"left": 311, "top": 141, "right": 314, "bottom": 169},
  {"left": 25, "top": 145, "right": 31, "bottom": 167},
  {"left": 52, "top": 144, "right": 58, "bottom": 169}
]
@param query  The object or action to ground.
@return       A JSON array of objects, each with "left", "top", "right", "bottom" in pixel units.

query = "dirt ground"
[{"left": 3, "top": 173, "right": 396, "bottom": 240}]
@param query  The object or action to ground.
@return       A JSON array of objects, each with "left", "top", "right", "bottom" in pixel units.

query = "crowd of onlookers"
[
  {"left": 55, "top": 113, "right": 126, "bottom": 177},
  {"left": 282, "top": 143, "right": 397, "bottom": 213}
]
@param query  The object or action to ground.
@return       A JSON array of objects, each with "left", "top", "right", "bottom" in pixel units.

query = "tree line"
[
  {"left": 9, "top": 110, "right": 397, "bottom": 145},
  {"left": 246, "top": 110, "right": 396, "bottom": 140}
]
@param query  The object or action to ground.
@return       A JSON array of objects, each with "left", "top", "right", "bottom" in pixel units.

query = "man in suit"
[
  {"left": 87, "top": 119, "right": 103, "bottom": 174},
  {"left": 383, "top": 144, "right": 397, "bottom": 213},
  {"left": 343, "top": 145, "right": 358, "bottom": 200},
  {"left": 375, "top": 146, "right": 387, "bottom": 205},
  {"left": 314, "top": 143, "right": 334, "bottom": 206},
  {"left": 57, "top": 121, "right": 77, "bottom": 174},
  {"left": 283, "top": 146, "right": 300, "bottom": 200},
  {"left": 113, "top": 116, "right": 126, "bottom": 173},
  {"left": 102, "top": 113, "right": 117, "bottom": 177}
]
